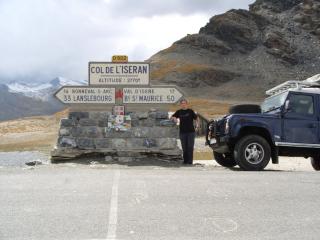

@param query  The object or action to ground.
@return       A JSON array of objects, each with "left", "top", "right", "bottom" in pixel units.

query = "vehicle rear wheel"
[
  {"left": 229, "top": 104, "right": 261, "bottom": 114},
  {"left": 234, "top": 135, "right": 271, "bottom": 171},
  {"left": 311, "top": 157, "right": 320, "bottom": 171},
  {"left": 213, "top": 152, "right": 237, "bottom": 168}
]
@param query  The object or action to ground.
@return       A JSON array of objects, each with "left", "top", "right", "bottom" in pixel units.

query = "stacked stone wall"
[{"left": 51, "top": 109, "right": 182, "bottom": 162}]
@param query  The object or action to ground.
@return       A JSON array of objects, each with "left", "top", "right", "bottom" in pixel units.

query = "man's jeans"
[{"left": 179, "top": 132, "right": 196, "bottom": 164}]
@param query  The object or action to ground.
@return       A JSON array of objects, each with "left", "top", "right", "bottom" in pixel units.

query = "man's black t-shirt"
[{"left": 172, "top": 109, "right": 198, "bottom": 133}]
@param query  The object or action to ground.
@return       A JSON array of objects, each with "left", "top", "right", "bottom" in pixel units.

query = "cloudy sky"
[{"left": 0, "top": 0, "right": 254, "bottom": 82}]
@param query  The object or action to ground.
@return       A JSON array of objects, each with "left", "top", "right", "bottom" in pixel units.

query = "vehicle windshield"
[{"left": 261, "top": 92, "right": 288, "bottom": 113}]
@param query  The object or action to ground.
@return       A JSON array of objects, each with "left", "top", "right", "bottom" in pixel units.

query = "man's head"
[{"left": 180, "top": 99, "right": 188, "bottom": 110}]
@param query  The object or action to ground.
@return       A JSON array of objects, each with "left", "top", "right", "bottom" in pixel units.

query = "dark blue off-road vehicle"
[{"left": 206, "top": 80, "right": 320, "bottom": 171}]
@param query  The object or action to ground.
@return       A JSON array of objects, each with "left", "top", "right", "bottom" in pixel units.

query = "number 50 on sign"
[{"left": 122, "top": 87, "right": 183, "bottom": 104}]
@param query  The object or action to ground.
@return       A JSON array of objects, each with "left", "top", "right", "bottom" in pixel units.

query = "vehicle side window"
[{"left": 289, "top": 94, "right": 314, "bottom": 115}]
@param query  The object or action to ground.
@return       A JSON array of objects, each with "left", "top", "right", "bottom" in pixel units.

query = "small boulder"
[{"left": 25, "top": 160, "right": 42, "bottom": 166}]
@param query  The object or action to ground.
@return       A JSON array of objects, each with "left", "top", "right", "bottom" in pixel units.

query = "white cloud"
[{"left": 0, "top": 0, "right": 254, "bottom": 82}]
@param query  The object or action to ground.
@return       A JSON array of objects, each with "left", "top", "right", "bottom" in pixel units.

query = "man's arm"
[
  {"left": 171, "top": 116, "right": 178, "bottom": 122},
  {"left": 193, "top": 111, "right": 200, "bottom": 130},
  {"left": 171, "top": 110, "right": 179, "bottom": 123},
  {"left": 195, "top": 117, "right": 200, "bottom": 130}
]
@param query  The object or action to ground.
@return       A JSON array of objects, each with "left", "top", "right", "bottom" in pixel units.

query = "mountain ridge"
[
  {"left": 0, "top": 77, "right": 86, "bottom": 121},
  {"left": 7, "top": 77, "right": 86, "bottom": 101},
  {"left": 148, "top": 0, "right": 320, "bottom": 101}
]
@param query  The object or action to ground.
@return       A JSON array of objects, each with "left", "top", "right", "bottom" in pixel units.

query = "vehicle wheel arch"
[{"left": 235, "top": 126, "right": 274, "bottom": 148}]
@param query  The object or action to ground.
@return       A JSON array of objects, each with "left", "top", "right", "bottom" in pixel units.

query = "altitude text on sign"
[
  {"left": 89, "top": 62, "right": 150, "bottom": 85},
  {"left": 123, "top": 87, "right": 183, "bottom": 104},
  {"left": 55, "top": 87, "right": 115, "bottom": 104}
]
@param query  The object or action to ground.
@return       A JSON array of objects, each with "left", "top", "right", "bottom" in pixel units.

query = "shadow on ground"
[
  {"left": 51, "top": 156, "right": 287, "bottom": 172},
  {"left": 51, "top": 156, "right": 207, "bottom": 168}
]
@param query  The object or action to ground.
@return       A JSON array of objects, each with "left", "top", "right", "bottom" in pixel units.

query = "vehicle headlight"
[{"left": 210, "top": 138, "right": 217, "bottom": 144}]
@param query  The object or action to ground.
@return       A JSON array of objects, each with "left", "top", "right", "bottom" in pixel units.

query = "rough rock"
[
  {"left": 199, "top": 9, "right": 269, "bottom": 53},
  {"left": 70, "top": 127, "right": 85, "bottom": 137},
  {"left": 69, "top": 112, "right": 89, "bottom": 121},
  {"left": 111, "top": 139, "right": 127, "bottom": 149},
  {"left": 117, "top": 157, "right": 134, "bottom": 163},
  {"left": 250, "top": 0, "right": 302, "bottom": 13},
  {"left": 104, "top": 156, "right": 113, "bottom": 162},
  {"left": 25, "top": 160, "right": 43, "bottom": 166},
  {"left": 138, "top": 112, "right": 149, "bottom": 119},
  {"left": 60, "top": 119, "right": 75, "bottom": 127},
  {"left": 52, "top": 110, "right": 182, "bottom": 162},
  {"left": 138, "top": 119, "right": 156, "bottom": 127},
  {"left": 59, "top": 128, "right": 71, "bottom": 136},
  {"left": 155, "top": 111, "right": 169, "bottom": 119},
  {"left": 95, "top": 138, "right": 111, "bottom": 149},
  {"left": 105, "top": 129, "right": 132, "bottom": 138},
  {"left": 79, "top": 119, "right": 98, "bottom": 126},
  {"left": 143, "top": 139, "right": 157, "bottom": 148},
  {"left": 89, "top": 111, "right": 110, "bottom": 120},
  {"left": 159, "top": 119, "right": 176, "bottom": 127},
  {"left": 58, "top": 137, "right": 77, "bottom": 148},
  {"left": 148, "top": 0, "right": 320, "bottom": 101},
  {"left": 98, "top": 120, "right": 108, "bottom": 127},
  {"left": 76, "top": 138, "right": 95, "bottom": 150},
  {"left": 156, "top": 138, "right": 178, "bottom": 149}
]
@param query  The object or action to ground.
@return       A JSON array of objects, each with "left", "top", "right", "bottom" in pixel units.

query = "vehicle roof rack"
[{"left": 266, "top": 80, "right": 320, "bottom": 96}]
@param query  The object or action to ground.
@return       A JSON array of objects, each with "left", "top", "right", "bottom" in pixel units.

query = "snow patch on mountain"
[
  {"left": 7, "top": 77, "right": 86, "bottom": 101},
  {"left": 49, "top": 77, "right": 86, "bottom": 87},
  {"left": 8, "top": 82, "right": 52, "bottom": 93}
]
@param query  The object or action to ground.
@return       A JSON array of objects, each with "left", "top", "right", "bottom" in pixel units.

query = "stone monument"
[{"left": 51, "top": 56, "right": 184, "bottom": 163}]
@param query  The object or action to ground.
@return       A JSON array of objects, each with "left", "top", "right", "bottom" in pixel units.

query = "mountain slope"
[
  {"left": 0, "top": 84, "right": 63, "bottom": 121},
  {"left": 7, "top": 77, "right": 86, "bottom": 101},
  {"left": 0, "top": 77, "right": 86, "bottom": 121},
  {"left": 148, "top": 0, "right": 320, "bottom": 101}
]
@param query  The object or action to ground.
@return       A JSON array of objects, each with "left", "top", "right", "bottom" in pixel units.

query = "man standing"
[{"left": 171, "top": 99, "right": 199, "bottom": 165}]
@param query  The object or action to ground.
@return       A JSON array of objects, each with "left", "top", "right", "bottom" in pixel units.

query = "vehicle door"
[{"left": 282, "top": 93, "right": 318, "bottom": 144}]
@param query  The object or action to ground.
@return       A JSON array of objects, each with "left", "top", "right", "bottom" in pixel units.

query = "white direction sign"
[
  {"left": 123, "top": 87, "right": 183, "bottom": 104},
  {"left": 55, "top": 87, "right": 115, "bottom": 104},
  {"left": 89, "top": 62, "right": 150, "bottom": 86}
]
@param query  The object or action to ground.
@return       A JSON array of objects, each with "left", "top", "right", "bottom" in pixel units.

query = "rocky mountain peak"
[
  {"left": 199, "top": 9, "right": 269, "bottom": 53},
  {"left": 250, "top": 0, "right": 303, "bottom": 13},
  {"left": 250, "top": 0, "right": 320, "bottom": 36},
  {"left": 148, "top": 0, "right": 320, "bottom": 101}
]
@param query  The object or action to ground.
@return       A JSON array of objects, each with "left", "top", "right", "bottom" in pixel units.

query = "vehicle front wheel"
[
  {"left": 311, "top": 157, "right": 320, "bottom": 171},
  {"left": 213, "top": 152, "right": 237, "bottom": 168},
  {"left": 234, "top": 135, "right": 271, "bottom": 171}
]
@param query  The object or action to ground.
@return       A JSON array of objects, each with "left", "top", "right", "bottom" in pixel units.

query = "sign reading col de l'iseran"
[{"left": 89, "top": 62, "right": 150, "bottom": 85}]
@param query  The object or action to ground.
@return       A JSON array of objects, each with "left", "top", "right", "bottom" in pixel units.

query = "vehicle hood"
[{"left": 229, "top": 113, "right": 279, "bottom": 119}]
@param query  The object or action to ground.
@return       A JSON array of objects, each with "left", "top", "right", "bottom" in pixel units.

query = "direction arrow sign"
[
  {"left": 122, "top": 87, "right": 183, "bottom": 104},
  {"left": 55, "top": 86, "right": 115, "bottom": 104},
  {"left": 89, "top": 62, "right": 150, "bottom": 86}
]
